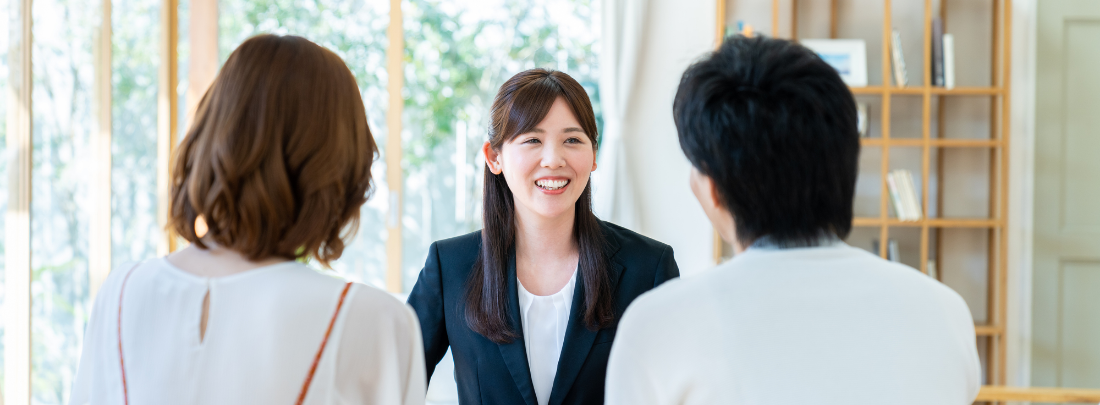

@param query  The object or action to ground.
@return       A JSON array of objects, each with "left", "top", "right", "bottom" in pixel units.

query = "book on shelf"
[
  {"left": 886, "top": 171, "right": 906, "bottom": 219},
  {"left": 932, "top": 18, "right": 945, "bottom": 87},
  {"left": 871, "top": 238, "right": 900, "bottom": 262},
  {"left": 725, "top": 21, "right": 755, "bottom": 38},
  {"left": 943, "top": 33, "right": 956, "bottom": 89},
  {"left": 926, "top": 260, "right": 938, "bottom": 279},
  {"left": 890, "top": 30, "right": 908, "bottom": 87},
  {"left": 887, "top": 169, "right": 922, "bottom": 221},
  {"left": 901, "top": 169, "right": 921, "bottom": 220},
  {"left": 857, "top": 102, "right": 869, "bottom": 137}
]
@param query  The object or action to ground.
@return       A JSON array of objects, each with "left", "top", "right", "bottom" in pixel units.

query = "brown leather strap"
[{"left": 296, "top": 281, "right": 354, "bottom": 405}]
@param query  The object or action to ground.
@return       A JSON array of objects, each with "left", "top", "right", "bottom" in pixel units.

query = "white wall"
[{"left": 622, "top": 0, "right": 717, "bottom": 276}]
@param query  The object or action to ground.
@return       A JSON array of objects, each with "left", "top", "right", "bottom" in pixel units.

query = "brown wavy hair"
[
  {"left": 466, "top": 69, "right": 612, "bottom": 344},
  {"left": 169, "top": 34, "right": 377, "bottom": 266}
]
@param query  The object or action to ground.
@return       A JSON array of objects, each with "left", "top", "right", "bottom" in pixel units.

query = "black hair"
[
  {"left": 673, "top": 35, "right": 860, "bottom": 246},
  {"left": 466, "top": 69, "right": 612, "bottom": 344}
]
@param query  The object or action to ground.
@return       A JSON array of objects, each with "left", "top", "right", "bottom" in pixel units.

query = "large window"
[
  {"left": 2, "top": 0, "right": 599, "bottom": 402},
  {"left": 112, "top": 0, "right": 161, "bottom": 271},
  {"left": 0, "top": 0, "right": 10, "bottom": 386},
  {"left": 217, "top": 0, "right": 392, "bottom": 286},
  {"left": 30, "top": 0, "right": 99, "bottom": 401}
]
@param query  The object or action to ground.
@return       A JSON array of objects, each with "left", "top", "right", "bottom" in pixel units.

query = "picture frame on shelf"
[{"left": 799, "top": 39, "right": 868, "bottom": 87}]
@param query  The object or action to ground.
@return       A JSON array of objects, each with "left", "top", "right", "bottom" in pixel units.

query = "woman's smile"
[{"left": 535, "top": 177, "right": 571, "bottom": 194}]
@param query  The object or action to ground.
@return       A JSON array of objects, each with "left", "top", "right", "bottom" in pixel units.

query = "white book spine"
[
  {"left": 896, "top": 170, "right": 913, "bottom": 221},
  {"left": 891, "top": 30, "right": 908, "bottom": 87},
  {"left": 887, "top": 171, "right": 907, "bottom": 220},
  {"left": 943, "top": 34, "right": 956, "bottom": 89},
  {"left": 889, "top": 170, "right": 905, "bottom": 220},
  {"left": 902, "top": 170, "right": 922, "bottom": 220}
]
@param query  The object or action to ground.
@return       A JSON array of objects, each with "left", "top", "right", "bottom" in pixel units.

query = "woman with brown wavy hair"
[
  {"left": 407, "top": 69, "right": 679, "bottom": 405},
  {"left": 71, "top": 35, "right": 424, "bottom": 405}
]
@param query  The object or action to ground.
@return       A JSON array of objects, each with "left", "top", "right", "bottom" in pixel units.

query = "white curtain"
[{"left": 593, "top": 0, "right": 648, "bottom": 229}]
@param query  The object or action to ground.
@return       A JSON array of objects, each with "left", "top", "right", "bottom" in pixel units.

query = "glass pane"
[
  {"left": 31, "top": 0, "right": 98, "bottom": 401},
  {"left": 0, "top": 0, "right": 11, "bottom": 383},
  {"left": 112, "top": 0, "right": 160, "bottom": 268},
  {"left": 401, "top": 0, "right": 602, "bottom": 292},
  {"left": 217, "top": 0, "right": 391, "bottom": 287}
]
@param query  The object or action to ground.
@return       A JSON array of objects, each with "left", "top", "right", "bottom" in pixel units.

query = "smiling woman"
[
  {"left": 399, "top": 0, "right": 601, "bottom": 294},
  {"left": 407, "top": 69, "right": 680, "bottom": 405},
  {"left": 476, "top": 69, "right": 608, "bottom": 342}
]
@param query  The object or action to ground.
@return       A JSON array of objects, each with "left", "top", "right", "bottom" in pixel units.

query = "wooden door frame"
[{"left": 1007, "top": 0, "right": 1038, "bottom": 390}]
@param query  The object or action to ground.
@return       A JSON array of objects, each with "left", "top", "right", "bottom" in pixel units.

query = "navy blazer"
[{"left": 407, "top": 221, "right": 679, "bottom": 405}]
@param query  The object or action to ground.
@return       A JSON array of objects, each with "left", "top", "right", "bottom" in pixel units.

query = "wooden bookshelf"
[{"left": 714, "top": 0, "right": 1012, "bottom": 397}]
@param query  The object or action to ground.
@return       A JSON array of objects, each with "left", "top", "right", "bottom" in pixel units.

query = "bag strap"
[
  {"left": 296, "top": 281, "right": 354, "bottom": 405},
  {"left": 117, "top": 262, "right": 142, "bottom": 405}
]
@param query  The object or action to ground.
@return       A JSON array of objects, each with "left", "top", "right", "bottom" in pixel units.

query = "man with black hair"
[{"left": 605, "top": 36, "right": 980, "bottom": 405}]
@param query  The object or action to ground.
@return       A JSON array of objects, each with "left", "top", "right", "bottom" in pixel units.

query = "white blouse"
[
  {"left": 70, "top": 258, "right": 426, "bottom": 405},
  {"left": 517, "top": 269, "right": 577, "bottom": 405}
]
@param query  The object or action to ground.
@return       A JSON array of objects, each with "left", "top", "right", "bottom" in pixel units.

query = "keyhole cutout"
[{"left": 199, "top": 290, "right": 210, "bottom": 343}]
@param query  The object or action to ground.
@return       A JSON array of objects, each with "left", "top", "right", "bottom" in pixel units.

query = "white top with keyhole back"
[{"left": 70, "top": 258, "right": 426, "bottom": 405}]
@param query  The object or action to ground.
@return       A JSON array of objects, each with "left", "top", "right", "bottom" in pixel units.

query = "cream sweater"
[{"left": 606, "top": 242, "right": 980, "bottom": 405}]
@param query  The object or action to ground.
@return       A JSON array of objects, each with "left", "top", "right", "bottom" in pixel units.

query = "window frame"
[{"left": 2, "top": 1, "right": 596, "bottom": 401}]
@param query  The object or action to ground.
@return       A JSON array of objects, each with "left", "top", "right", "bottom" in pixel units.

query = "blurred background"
[{"left": 1, "top": 0, "right": 717, "bottom": 403}]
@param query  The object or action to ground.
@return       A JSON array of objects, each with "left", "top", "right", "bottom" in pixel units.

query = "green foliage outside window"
[
  {"left": 30, "top": 0, "right": 98, "bottom": 401},
  {"left": 219, "top": 0, "right": 392, "bottom": 287},
  {"left": 12, "top": 0, "right": 600, "bottom": 402},
  {"left": 400, "top": 0, "right": 601, "bottom": 291}
]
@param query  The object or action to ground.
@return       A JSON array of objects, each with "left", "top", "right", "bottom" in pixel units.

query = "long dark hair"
[{"left": 466, "top": 69, "right": 613, "bottom": 344}]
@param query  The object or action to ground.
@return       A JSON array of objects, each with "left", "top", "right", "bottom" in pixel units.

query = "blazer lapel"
[
  {"left": 497, "top": 248, "right": 539, "bottom": 405},
  {"left": 546, "top": 236, "right": 625, "bottom": 405}
]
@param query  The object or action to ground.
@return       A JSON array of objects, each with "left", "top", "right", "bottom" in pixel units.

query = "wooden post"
[
  {"left": 919, "top": 0, "right": 932, "bottom": 274},
  {"left": 185, "top": 0, "right": 218, "bottom": 129},
  {"left": 934, "top": 0, "right": 947, "bottom": 282},
  {"left": 879, "top": 0, "right": 892, "bottom": 259},
  {"left": 716, "top": 0, "right": 726, "bottom": 45},
  {"left": 4, "top": 0, "right": 33, "bottom": 402},
  {"left": 385, "top": 0, "right": 405, "bottom": 292},
  {"left": 829, "top": 0, "right": 838, "bottom": 39},
  {"left": 772, "top": 0, "right": 779, "bottom": 38},
  {"left": 157, "top": 0, "right": 179, "bottom": 255},
  {"left": 90, "top": 0, "right": 113, "bottom": 300},
  {"left": 997, "top": 0, "right": 1013, "bottom": 389},
  {"left": 791, "top": 0, "right": 798, "bottom": 40}
]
